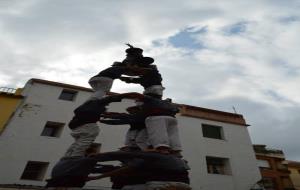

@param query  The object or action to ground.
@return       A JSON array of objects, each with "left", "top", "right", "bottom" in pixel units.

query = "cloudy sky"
[{"left": 1, "top": 0, "right": 299, "bottom": 160}]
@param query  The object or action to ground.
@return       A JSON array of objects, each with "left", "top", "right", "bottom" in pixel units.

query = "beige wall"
[
  {"left": 289, "top": 167, "right": 300, "bottom": 190},
  {"left": 0, "top": 90, "right": 23, "bottom": 134}
]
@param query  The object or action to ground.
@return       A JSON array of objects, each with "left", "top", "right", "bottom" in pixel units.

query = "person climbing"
[{"left": 64, "top": 94, "right": 129, "bottom": 158}]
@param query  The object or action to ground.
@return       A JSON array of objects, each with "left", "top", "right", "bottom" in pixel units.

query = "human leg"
[
  {"left": 166, "top": 117, "right": 182, "bottom": 151},
  {"left": 135, "top": 128, "right": 149, "bottom": 150},
  {"left": 64, "top": 123, "right": 99, "bottom": 158},
  {"left": 124, "top": 129, "right": 138, "bottom": 147},
  {"left": 145, "top": 116, "right": 170, "bottom": 149}
]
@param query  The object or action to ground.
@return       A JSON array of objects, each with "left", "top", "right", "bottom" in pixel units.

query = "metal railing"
[{"left": 0, "top": 87, "right": 17, "bottom": 94}]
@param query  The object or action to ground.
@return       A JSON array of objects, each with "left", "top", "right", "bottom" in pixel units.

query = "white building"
[{"left": 0, "top": 79, "right": 261, "bottom": 190}]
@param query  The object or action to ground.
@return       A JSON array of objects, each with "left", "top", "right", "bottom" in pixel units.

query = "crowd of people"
[{"left": 46, "top": 44, "right": 191, "bottom": 190}]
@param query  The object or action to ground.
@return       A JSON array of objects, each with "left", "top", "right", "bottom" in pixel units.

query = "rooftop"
[
  {"left": 253, "top": 144, "right": 285, "bottom": 159},
  {"left": 0, "top": 87, "right": 23, "bottom": 98},
  {"left": 286, "top": 160, "right": 300, "bottom": 167}
]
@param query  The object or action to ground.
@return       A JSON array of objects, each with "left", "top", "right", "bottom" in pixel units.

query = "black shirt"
[{"left": 68, "top": 95, "right": 123, "bottom": 129}]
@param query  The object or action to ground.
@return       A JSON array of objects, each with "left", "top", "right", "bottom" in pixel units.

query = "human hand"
[{"left": 121, "top": 92, "right": 144, "bottom": 100}]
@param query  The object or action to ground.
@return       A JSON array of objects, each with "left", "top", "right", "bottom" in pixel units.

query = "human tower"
[{"left": 46, "top": 44, "right": 191, "bottom": 190}]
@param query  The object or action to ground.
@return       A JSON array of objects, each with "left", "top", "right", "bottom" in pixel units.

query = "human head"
[{"left": 123, "top": 44, "right": 154, "bottom": 66}]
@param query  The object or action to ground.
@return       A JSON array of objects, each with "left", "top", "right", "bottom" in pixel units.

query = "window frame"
[
  {"left": 260, "top": 177, "right": 277, "bottom": 189},
  {"left": 206, "top": 156, "right": 231, "bottom": 175},
  {"left": 202, "top": 124, "right": 225, "bottom": 140},
  {"left": 41, "top": 121, "right": 65, "bottom": 138},
  {"left": 58, "top": 89, "right": 78, "bottom": 101},
  {"left": 257, "top": 159, "right": 272, "bottom": 170},
  {"left": 20, "top": 161, "right": 49, "bottom": 181}
]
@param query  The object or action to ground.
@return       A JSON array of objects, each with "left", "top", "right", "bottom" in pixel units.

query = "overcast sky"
[{"left": 1, "top": 0, "right": 299, "bottom": 160}]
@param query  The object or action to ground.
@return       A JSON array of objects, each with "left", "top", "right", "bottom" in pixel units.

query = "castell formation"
[{"left": 46, "top": 44, "right": 191, "bottom": 190}]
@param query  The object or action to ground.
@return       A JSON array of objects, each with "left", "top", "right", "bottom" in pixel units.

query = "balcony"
[
  {"left": 253, "top": 145, "right": 285, "bottom": 158},
  {"left": 0, "top": 87, "right": 17, "bottom": 94},
  {"left": 277, "top": 163, "right": 291, "bottom": 173}
]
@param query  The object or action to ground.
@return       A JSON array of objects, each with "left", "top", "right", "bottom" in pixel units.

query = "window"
[
  {"left": 20, "top": 161, "right": 49, "bottom": 181},
  {"left": 257, "top": 159, "right": 271, "bottom": 169},
  {"left": 58, "top": 89, "right": 78, "bottom": 101},
  {"left": 41, "top": 121, "right": 65, "bottom": 137},
  {"left": 202, "top": 124, "right": 224, "bottom": 140},
  {"left": 260, "top": 177, "right": 277, "bottom": 190},
  {"left": 206, "top": 156, "right": 231, "bottom": 175}
]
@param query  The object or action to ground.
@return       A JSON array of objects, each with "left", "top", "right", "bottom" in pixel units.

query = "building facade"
[
  {"left": 254, "top": 145, "right": 295, "bottom": 190},
  {"left": 0, "top": 78, "right": 261, "bottom": 190},
  {"left": 0, "top": 87, "right": 23, "bottom": 134},
  {"left": 287, "top": 161, "right": 300, "bottom": 190}
]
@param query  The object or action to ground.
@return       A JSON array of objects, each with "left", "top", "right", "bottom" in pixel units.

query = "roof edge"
[
  {"left": 28, "top": 78, "right": 249, "bottom": 126},
  {"left": 179, "top": 104, "right": 249, "bottom": 126},
  {"left": 29, "top": 78, "right": 94, "bottom": 92}
]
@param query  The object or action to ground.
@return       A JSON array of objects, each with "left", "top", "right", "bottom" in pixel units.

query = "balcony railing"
[{"left": 0, "top": 87, "right": 17, "bottom": 94}]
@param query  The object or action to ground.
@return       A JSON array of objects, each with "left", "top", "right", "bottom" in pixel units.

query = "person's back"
[
  {"left": 68, "top": 98, "right": 108, "bottom": 129},
  {"left": 92, "top": 151, "right": 191, "bottom": 189},
  {"left": 46, "top": 157, "right": 97, "bottom": 188},
  {"left": 64, "top": 95, "right": 125, "bottom": 158}
]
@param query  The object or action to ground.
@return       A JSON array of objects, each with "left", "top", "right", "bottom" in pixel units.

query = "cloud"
[{"left": 0, "top": 0, "right": 300, "bottom": 160}]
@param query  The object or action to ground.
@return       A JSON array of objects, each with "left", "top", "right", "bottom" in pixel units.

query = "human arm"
[
  {"left": 93, "top": 66, "right": 125, "bottom": 79},
  {"left": 100, "top": 119, "right": 131, "bottom": 125},
  {"left": 86, "top": 166, "right": 133, "bottom": 181},
  {"left": 99, "top": 94, "right": 127, "bottom": 104},
  {"left": 119, "top": 76, "right": 141, "bottom": 84},
  {"left": 122, "top": 66, "right": 155, "bottom": 76},
  {"left": 100, "top": 112, "right": 139, "bottom": 125},
  {"left": 101, "top": 112, "right": 129, "bottom": 118},
  {"left": 91, "top": 164, "right": 120, "bottom": 174},
  {"left": 120, "top": 92, "right": 145, "bottom": 101}
]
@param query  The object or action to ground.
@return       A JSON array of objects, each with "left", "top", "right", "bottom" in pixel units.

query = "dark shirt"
[
  {"left": 101, "top": 96, "right": 179, "bottom": 120},
  {"left": 100, "top": 112, "right": 146, "bottom": 130},
  {"left": 125, "top": 66, "right": 163, "bottom": 88},
  {"left": 47, "top": 151, "right": 190, "bottom": 188},
  {"left": 94, "top": 151, "right": 190, "bottom": 187},
  {"left": 94, "top": 151, "right": 190, "bottom": 173},
  {"left": 68, "top": 95, "right": 123, "bottom": 129},
  {"left": 46, "top": 157, "right": 97, "bottom": 187},
  {"left": 141, "top": 96, "right": 179, "bottom": 117},
  {"left": 46, "top": 159, "right": 120, "bottom": 188}
]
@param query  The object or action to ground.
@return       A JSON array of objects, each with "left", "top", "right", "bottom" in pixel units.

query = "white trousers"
[
  {"left": 125, "top": 128, "right": 149, "bottom": 150},
  {"left": 143, "top": 85, "right": 165, "bottom": 96},
  {"left": 145, "top": 116, "right": 182, "bottom": 151},
  {"left": 88, "top": 76, "right": 113, "bottom": 99},
  {"left": 64, "top": 123, "right": 99, "bottom": 157}
]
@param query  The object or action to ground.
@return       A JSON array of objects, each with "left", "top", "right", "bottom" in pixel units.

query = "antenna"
[{"left": 232, "top": 106, "right": 237, "bottom": 114}]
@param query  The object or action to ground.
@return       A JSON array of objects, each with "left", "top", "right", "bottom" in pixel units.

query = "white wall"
[
  {"left": 0, "top": 81, "right": 260, "bottom": 190},
  {"left": 177, "top": 116, "right": 261, "bottom": 190}
]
